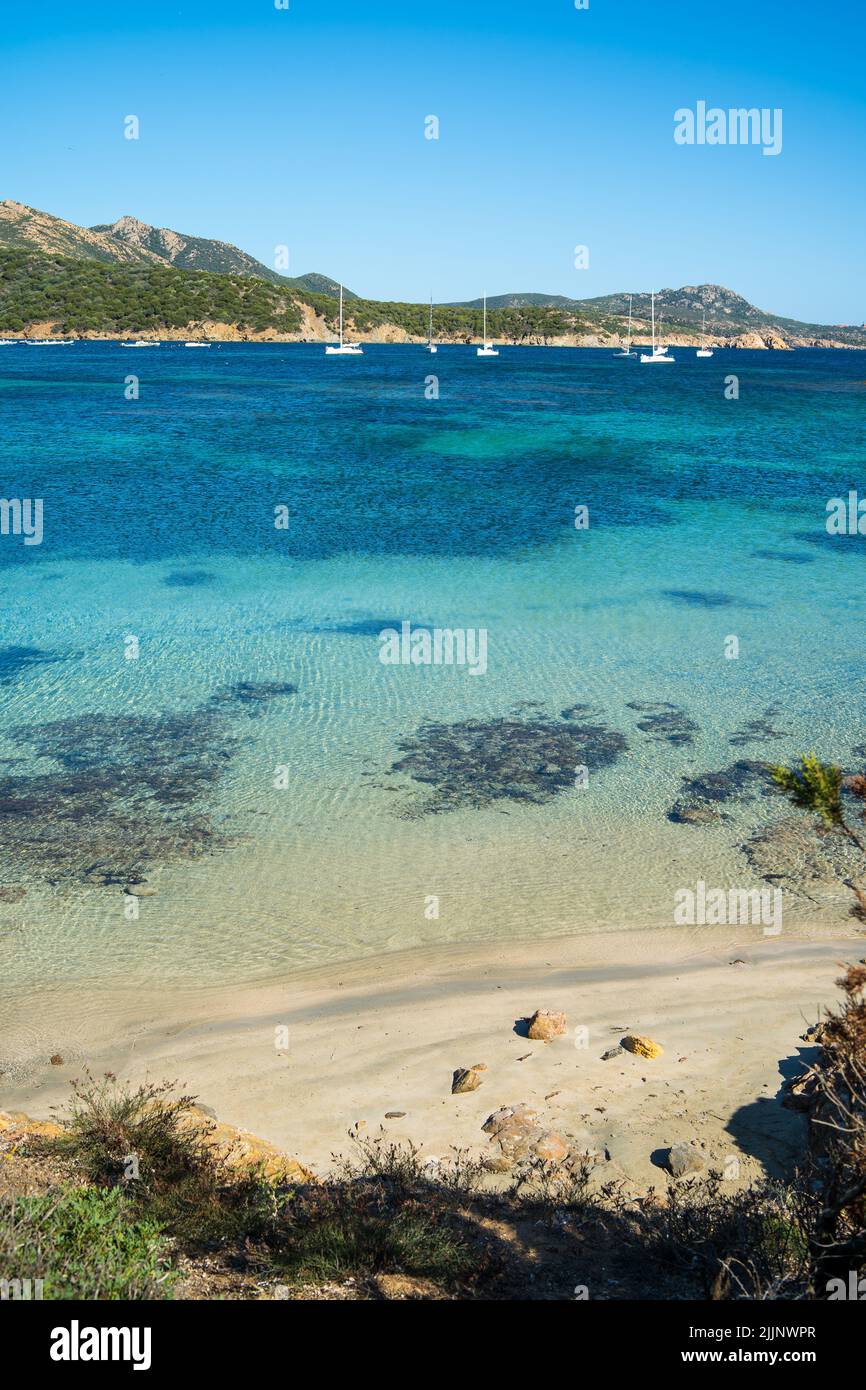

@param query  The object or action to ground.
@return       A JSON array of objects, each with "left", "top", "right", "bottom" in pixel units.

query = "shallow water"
[{"left": 1, "top": 342, "right": 863, "bottom": 1018}]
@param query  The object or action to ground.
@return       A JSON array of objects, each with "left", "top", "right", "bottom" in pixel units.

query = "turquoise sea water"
[{"left": 0, "top": 343, "right": 864, "bottom": 1031}]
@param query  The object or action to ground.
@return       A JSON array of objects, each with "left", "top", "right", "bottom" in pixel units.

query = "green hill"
[
  {"left": 292, "top": 273, "right": 358, "bottom": 299},
  {"left": 0, "top": 248, "right": 306, "bottom": 336},
  {"left": 0, "top": 247, "right": 599, "bottom": 341}
]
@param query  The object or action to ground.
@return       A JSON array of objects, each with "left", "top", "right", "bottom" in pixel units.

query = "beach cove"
[{"left": 2, "top": 341, "right": 865, "bottom": 1178}]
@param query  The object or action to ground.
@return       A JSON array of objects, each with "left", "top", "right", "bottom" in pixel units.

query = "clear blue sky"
[{"left": 2, "top": 0, "right": 864, "bottom": 323}]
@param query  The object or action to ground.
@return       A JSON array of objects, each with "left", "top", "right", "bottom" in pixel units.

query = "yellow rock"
[
  {"left": 180, "top": 1106, "right": 314, "bottom": 1183},
  {"left": 0, "top": 1106, "right": 313, "bottom": 1182},
  {"left": 622, "top": 1034, "right": 664, "bottom": 1060},
  {"left": 0, "top": 1110, "right": 65, "bottom": 1139}
]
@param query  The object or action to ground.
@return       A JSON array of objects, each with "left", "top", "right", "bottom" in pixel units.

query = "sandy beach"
[{"left": 4, "top": 923, "right": 862, "bottom": 1188}]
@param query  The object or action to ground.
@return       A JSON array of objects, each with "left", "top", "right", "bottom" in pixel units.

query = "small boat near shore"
[
  {"left": 26, "top": 338, "right": 75, "bottom": 345},
  {"left": 614, "top": 294, "right": 636, "bottom": 357},
  {"left": 184, "top": 341, "right": 212, "bottom": 348},
  {"left": 325, "top": 284, "right": 364, "bottom": 355},
  {"left": 123, "top": 340, "right": 161, "bottom": 348},
  {"left": 696, "top": 307, "right": 713, "bottom": 357},
  {"left": 640, "top": 293, "right": 675, "bottom": 363},
  {"left": 476, "top": 296, "right": 499, "bottom": 357}
]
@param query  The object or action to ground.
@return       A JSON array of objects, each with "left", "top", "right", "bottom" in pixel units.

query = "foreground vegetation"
[{"left": 1, "top": 958, "right": 863, "bottom": 1300}]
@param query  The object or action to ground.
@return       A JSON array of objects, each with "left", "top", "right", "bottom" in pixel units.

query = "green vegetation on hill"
[
  {"left": 307, "top": 292, "right": 594, "bottom": 343},
  {"left": 293, "top": 273, "right": 359, "bottom": 299},
  {"left": 0, "top": 248, "right": 305, "bottom": 336},
  {"left": 0, "top": 247, "right": 600, "bottom": 341}
]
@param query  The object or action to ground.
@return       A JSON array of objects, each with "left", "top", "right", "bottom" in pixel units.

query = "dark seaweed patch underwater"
[
  {"left": 0, "top": 711, "right": 239, "bottom": 886},
  {"left": 389, "top": 713, "right": 628, "bottom": 815},
  {"left": 0, "top": 646, "right": 74, "bottom": 685},
  {"left": 627, "top": 701, "right": 699, "bottom": 747},
  {"left": 0, "top": 683, "right": 298, "bottom": 888},
  {"left": 668, "top": 760, "right": 779, "bottom": 824}
]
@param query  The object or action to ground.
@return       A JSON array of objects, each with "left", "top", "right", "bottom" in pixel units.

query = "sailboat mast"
[
  {"left": 429, "top": 296, "right": 433, "bottom": 346},
  {"left": 339, "top": 284, "right": 344, "bottom": 348},
  {"left": 627, "top": 294, "right": 632, "bottom": 348},
  {"left": 651, "top": 292, "right": 656, "bottom": 351},
  {"left": 483, "top": 295, "right": 487, "bottom": 344}
]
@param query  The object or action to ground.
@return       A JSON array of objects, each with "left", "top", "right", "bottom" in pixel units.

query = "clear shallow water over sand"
[{"left": 0, "top": 343, "right": 864, "bottom": 1031}]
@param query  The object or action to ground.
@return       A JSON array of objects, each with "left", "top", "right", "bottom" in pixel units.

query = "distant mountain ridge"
[
  {"left": 0, "top": 200, "right": 342, "bottom": 297},
  {"left": 0, "top": 200, "right": 863, "bottom": 346},
  {"left": 452, "top": 284, "right": 862, "bottom": 338}
]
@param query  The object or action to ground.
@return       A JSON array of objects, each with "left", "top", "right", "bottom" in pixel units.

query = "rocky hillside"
[
  {"left": 456, "top": 283, "right": 866, "bottom": 348},
  {"left": 0, "top": 201, "right": 338, "bottom": 294},
  {"left": 89, "top": 214, "right": 285, "bottom": 283},
  {"left": 0, "top": 200, "right": 161, "bottom": 267}
]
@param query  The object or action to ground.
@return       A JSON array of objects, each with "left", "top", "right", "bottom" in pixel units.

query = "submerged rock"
[
  {"left": 0, "top": 645, "right": 73, "bottom": 686},
  {"left": 162, "top": 570, "right": 217, "bottom": 588},
  {"left": 668, "top": 759, "right": 777, "bottom": 824},
  {"left": 210, "top": 681, "right": 297, "bottom": 710},
  {"left": 627, "top": 701, "right": 699, "bottom": 747},
  {"left": 669, "top": 806, "right": 720, "bottom": 826},
  {"left": 391, "top": 713, "right": 627, "bottom": 814},
  {"left": 662, "top": 589, "right": 761, "bottom": 609},
  {"left": 741, "top": 814, "right": 862, "bottom": 899},
  {"left": 0, "top": 710, "right": 239, "bottom": 887},
  {"left": 728, "top": 710, "right": 786, "bottom": 747}
]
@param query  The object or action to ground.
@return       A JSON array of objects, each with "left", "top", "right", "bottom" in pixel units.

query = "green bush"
[{"left": 0, "top": 1187, "right": 174, "bottom": 1300}]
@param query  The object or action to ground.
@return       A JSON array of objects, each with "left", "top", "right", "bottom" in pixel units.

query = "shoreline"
[
  {"left": 3, "top": 332, "right": 864, "bottom": 349},
  {"left": 4, "top": 923, "right": 862, "bottom": 1186}
]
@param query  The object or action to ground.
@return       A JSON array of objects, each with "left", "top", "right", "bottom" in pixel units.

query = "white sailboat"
[
  {"left": 696, "top": 307, "right": 713, "bottom": 357},
  {"left": 123, "top": 340, "right": 160, "bottom": 348},
  {"left": 426, "top": 296, "right": 437, "bottom": 353},
  {"left": 184, "top": 341, "right": 211, "bottom": 348},
  {"left": 614, "top": 294, "right": 636, "bottom": 357},
  {"left": 325, "top": 284, "right": 364, "bottom": 355},
  {"left": 476, "top": 295, "right": 499, "bottom": 357},
  {"left": 639, "top": 292, "right": 675, "bottom": 363}
]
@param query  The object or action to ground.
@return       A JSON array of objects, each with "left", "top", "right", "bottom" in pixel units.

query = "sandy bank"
[{"left": 3, "top": 924, "right": 862, "bottom": 1189}]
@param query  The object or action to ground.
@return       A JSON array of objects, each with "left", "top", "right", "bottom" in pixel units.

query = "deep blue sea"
[{"left": 1, "top": 342, "right": 864, "bottom": 1027}]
